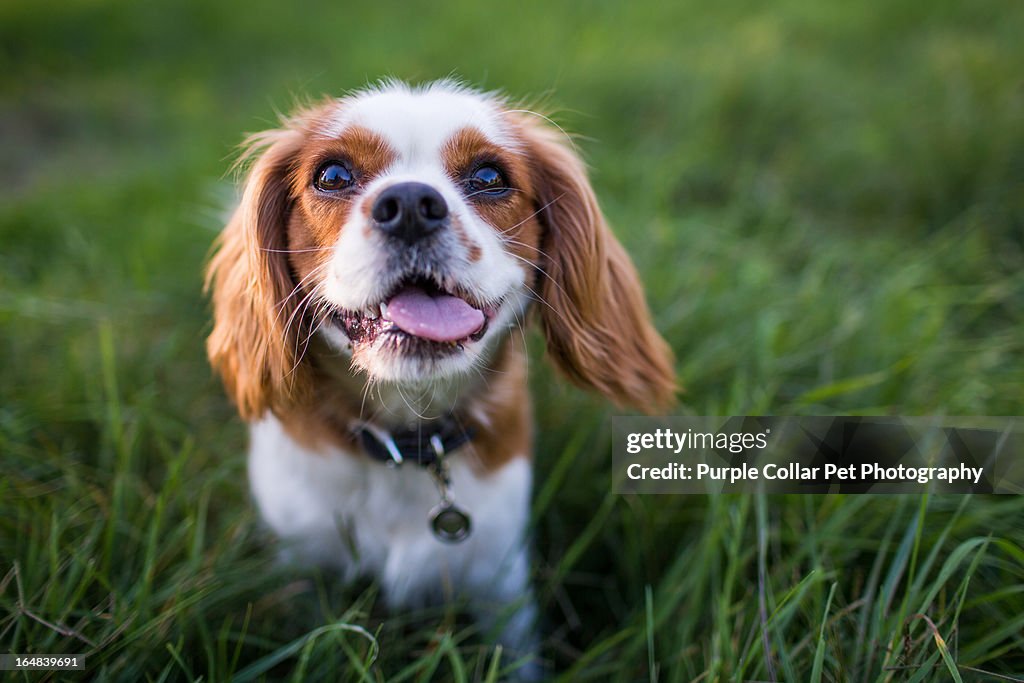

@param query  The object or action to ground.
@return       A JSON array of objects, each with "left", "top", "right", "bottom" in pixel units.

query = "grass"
[{"left": 2, "top": 0, "right": 1023, "bottom": 679}]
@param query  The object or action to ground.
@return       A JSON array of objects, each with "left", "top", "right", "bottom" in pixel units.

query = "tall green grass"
[{"left": 2, "top": 0, "right": 1022, "bottom": 679}]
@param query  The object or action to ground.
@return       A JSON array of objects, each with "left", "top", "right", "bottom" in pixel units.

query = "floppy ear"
[
  {"left": 205, "top": 126, "right": 311, "bottom": 420},
  {"left": 520, "top": 120, "right": 677, "bottom": 414}
]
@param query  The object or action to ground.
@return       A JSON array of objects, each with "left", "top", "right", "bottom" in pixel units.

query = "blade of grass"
[
  {"left": 912, "top": 615, "right": 963, "bottom": 683},
  {"left": 811, "top": 582, "right": 837, "bottom": 683}
]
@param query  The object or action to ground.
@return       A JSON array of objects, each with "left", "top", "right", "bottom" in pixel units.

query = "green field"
[{"left": 2, "top": 0, "right": 1023, "bottom": 680}]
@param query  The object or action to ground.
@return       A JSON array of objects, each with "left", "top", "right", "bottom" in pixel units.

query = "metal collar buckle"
[{"left": 357, "top": 421, "right": 404, "bottom": 466}]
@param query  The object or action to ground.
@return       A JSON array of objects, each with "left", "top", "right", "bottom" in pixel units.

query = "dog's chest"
[{"left": 246, "top": 414, "right": 531, "bottom": 605}]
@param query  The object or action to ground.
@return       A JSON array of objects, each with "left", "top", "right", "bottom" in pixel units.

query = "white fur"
[
  {"left": 321, "top": 80, "right": 515, "bottom": 150},
  {"left": 248, "top": 414, "right": 538, "bottom": 652}
]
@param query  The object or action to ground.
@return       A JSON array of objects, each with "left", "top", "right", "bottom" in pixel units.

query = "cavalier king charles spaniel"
[{"left": 206, "top": 79, "right": 675, "bottom": 674}]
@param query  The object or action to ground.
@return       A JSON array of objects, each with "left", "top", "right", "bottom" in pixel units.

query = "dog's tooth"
[{"left": 380, "top": 302, "right": 390, "bottom": 320}]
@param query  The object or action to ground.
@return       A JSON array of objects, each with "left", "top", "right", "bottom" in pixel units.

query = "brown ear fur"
[
  {"left": 205, "top": 126, "right": 310, "bottom": 420},
  {"left": 519, "top": 119, "right": 677, "bottom": 414}
]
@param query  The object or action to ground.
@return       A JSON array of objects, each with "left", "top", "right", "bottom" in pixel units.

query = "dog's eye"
[
  {"left": 315, "top": 162, "right": 354, "bottom": 192},
  {"left": 465, "top": 165, "right": 508, "bottom": 196}
]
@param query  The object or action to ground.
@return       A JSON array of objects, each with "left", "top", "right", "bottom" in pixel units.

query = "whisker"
[
  {"left": 496, "top": 193, "right": 565, "bottom": 236},
  {"left": 284, "top": 285, "right": 323, "bottom": 353},
  {"left": 505, "top": 108, "right": 578, "bottom": 152},
  {"left": 463, "top": 187, "right": 525, "bottom": 201},
  {"left": 275, "top": 261, "right": 328, "bottom": 312},
  {"left": 501, "top": 236, "right": 554, "bottom": 261},
  {"left": 261, "top": 246, "right": 336, "bottom": 254},
  {"left": 274, "top": 262, "right": 329, "bottom": 328},
  {"left": 359, "top": 375, "right": 376, "bottom": 423},
  {"left": 498, "top": 249, "right": 568, "bottom": 312},
  {"left": 508, "top": 302, "right": 530, "bottom": 378},
  {"left": 297, "top": 296, "right": 333, "bottom": 351},
  {"left": 395, "top": 383, "right": 429, "bottom": 421},
  {"left": 284, "top": 286, "right": 324, "bottom": 377}
]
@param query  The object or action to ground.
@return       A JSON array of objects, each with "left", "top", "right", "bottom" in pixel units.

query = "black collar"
[{"left": 354, "top": 415, "right": 475, "bottom": 467}]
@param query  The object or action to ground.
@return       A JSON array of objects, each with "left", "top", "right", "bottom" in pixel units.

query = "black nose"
[{"left": 371, "top": 182, "right": 449, "bottom": 243}]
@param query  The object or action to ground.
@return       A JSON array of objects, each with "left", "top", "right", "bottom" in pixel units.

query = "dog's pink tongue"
[{"left": 386, "top": 287, "right": 484, "bottom": 342}]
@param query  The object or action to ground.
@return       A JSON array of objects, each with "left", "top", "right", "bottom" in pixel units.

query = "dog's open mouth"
[{"left": 333, "top": 277, "right": 493, "bottom": 352}]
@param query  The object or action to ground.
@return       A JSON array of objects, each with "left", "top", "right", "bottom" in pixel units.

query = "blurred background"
[{"left": 2, "top": 0, "right": 1023, "bottom": 680}]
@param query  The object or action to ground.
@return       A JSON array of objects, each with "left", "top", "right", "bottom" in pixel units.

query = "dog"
[{"left": 205, "top": 78, "right": 675, "bottom": 674}]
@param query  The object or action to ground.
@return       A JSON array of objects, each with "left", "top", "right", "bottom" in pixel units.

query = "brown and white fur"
[{"left": 205, "top": 79, "right": 675, "bottom": 673}]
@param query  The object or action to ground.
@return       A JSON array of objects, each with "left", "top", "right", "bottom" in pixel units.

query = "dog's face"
[
  {"left": 287, "top": 84, "right": 539, "bottom": 383},
  {"left": 207, "top": 80, "right": 676, "bottom": 418}
]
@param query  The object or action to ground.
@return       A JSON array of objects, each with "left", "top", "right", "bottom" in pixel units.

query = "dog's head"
[{"left": 207, "top": 80, "right": 676, "bottom": 419}]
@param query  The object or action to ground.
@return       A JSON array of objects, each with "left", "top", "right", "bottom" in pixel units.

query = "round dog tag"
[{"left": 430, "top": 503, "right": 472, "bottom": 543}]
